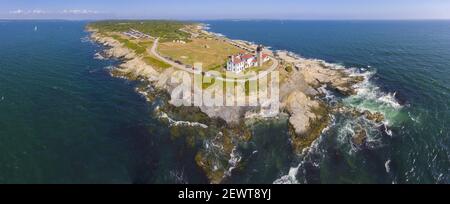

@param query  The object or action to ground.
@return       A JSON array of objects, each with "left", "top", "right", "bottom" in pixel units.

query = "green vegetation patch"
[
  {"left": 143, "top": 56, "right": 171, "bottom": 69},
  {"left": 158, "top": 38, "right": 243, "bottom": 71},
  {"left": 110, "top": 34, "right": 146, "bottom": 55},
  {"left": 88, "top": 20, "right": 193, "bottom": 42}
]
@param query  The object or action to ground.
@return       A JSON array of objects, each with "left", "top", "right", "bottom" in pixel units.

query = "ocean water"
[
  {"left": 0, "top": 20, "right": 448, "bottom": 184},
  {"left": 204, "top": 20, "right": 450, "bottom": 184},
  {"left": 0, "top": 21, "right": 207, "bottom": 184}
]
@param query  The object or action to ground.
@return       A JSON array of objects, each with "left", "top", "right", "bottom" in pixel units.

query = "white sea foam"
[
  {"left": 379, "top": 92, "right": 402, "bottom": 109},
  {"left": 408, "top": 111, "right": 420, "bottom": 124},
  {"left": 213, "top": 33, "right": 225, "bottom": 37},
  {"left": 344, "top": 69, "right": 403, "bottom": 125},
  {"left": 355, "top": 75, "right": 401, "bottom": 110},
  {"left": 337, "top": 121, "right": 355, "bottom": 146},
  {"left": 276, "top": 50, "right": 304, "bottom": 59},
  {"left": 104, "top": 65, "right": 116, "bottom": 70},
  {"left": 202, "top": 24, "right": 211, "bottom": 30},
  {"left": 94, "top": 52, "right": 106, "bottom": 60},
  {"left": 273, "top": 164, "right": 301, "bottom": 184},
  {"left": 336, "top": 115, "right": 386, "bottom": 153},
  {"left": 136, "top": 89, "right": 151, "bottom": 102},
  {"left": 318, "top": 85, "right": 338, "bottom": 104},
  {"left": 224, "top": 147, "right": 242, "bottom": 177},
  {"left": 158, "top": 111, "right": 208, "bottom": 129},
  {"left": 80, "top": 36, "right": 93, "bottom": 43},
  {"left": 385, "top": 159, "right": 392, "bottom": 173},
  {"left": 274, "top": 122, "right": 329, "bottom": 184},
  {"left": 169, "top": 169, "right": 187, "bottom": 184}
]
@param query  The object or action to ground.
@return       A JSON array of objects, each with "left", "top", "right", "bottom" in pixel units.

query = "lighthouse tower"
[{"left": 256, "top": 45, "right": 263, "bottom": 67}]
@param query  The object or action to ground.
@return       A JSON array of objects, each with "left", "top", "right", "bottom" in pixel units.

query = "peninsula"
[{"left": 87, "top": 20, "right": 383, "bottom": 183}]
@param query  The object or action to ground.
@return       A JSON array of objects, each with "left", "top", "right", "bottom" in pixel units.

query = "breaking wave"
[
  {"left": 224, "top": 147, "right": 242, "bottom": 177},
  {"left": 156, "top": 108, "right": 209, "bottom": 129},
  {"left": 343, "top": 69, "right": 403, "bottom": 126},
  {"left": 273, "top": 164, "right": 301, "bottom": 184},
  {"left": 274, "top": 61, "right": 405, "bottom": 183},
  {"left": 94, "top": 52, "right": 106, "bottom": 60},
  {"left": 169, "top": 169, "right": 188, "bottom": 184},
  {"left": 80, "top": 36, "right": 92, "bottom": 43},
  {"left": 274, "top": 123, "right": 328, "bottom": 184}
]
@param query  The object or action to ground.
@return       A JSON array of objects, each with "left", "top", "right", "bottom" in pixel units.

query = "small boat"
[{"left": 34, "top": 26, "right": 38, "bottom": 31}]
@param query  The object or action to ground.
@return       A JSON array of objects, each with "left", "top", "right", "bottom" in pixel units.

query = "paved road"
[{"left": 149, "top": 38, "right": 279, "bottom": 82}]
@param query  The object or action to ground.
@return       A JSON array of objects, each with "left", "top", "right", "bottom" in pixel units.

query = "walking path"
[{"left": 149, "top": 38, "right": 279, "bottom": 83}]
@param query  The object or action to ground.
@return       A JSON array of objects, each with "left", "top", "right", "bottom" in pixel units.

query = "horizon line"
[{"left": 1, "top": 18, "right": 450, "bottom": 21}]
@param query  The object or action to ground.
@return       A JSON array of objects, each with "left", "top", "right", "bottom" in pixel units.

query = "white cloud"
[
  {"left": 8, "top": 9, "right": 102, "bottom": 16},
  {"left": 9, "top": 9, "right": 24, "bottom": 14},
  {"left": 9, "top": 9, "right": 47, "bottom": 15},
  {"left": 31, "top": 9, "right": 46, "bottom": 14},
  {"left": 62, "top": 9, "right": 100, "bottom": 15}
]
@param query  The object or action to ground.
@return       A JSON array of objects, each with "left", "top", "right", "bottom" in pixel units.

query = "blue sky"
[{"left": 1, "top": 0, "right": 450, "bottom": 20}]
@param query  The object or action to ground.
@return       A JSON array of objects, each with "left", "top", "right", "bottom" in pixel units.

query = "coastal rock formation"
[
  {"left": 90, "top": 32, "right": 160, "bottom": 82},
  {"left": 277, "top": 51, "right": 365, "bottom": 153},
  {"left": 278, "top": 52, "right": 364, "bottom": 94},
  {"left": 199, "top": 106, "right": 246, "bottom": 124},
  {"left": 88, "top": 25, "right": 383, "bottom": 183},
  {"left": 91, "top": 32, "right": 136, "bottom": 60},
  {"left": 282, "top": 91, "right": 319, "bottom": 135},
  {"left": 338, "top": 106, "right": 385, "bottom": 124},
  {"left": 363, "top": 110, "right": 385, "bottom": 123},
  {"left": 118, "top": 58, "right": 160, "bottom": 81},
  {"left": 281, "top": 90, "right": 330, "bottom": 153},
  {"left": 352, "top": 125, "right": 368, "bottom": 147}
]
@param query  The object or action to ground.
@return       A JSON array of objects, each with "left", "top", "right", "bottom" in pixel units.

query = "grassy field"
[
  {"left": 89, "top": 20, "right": 273, "bottom": 77},
  {"left": 88, "top": 20, "right": 193, "bottom": 42},
  {"left": 143, "top": 56, "right": 171, "bottom": 69},
  {"left": 110, "top": 34, "right": 147, "bottom": 54},
  {"left": 243, "top": 60, "right": 274, "bottom": 74},
  {"left": 107, "top": 34, "right": 171, "bottom": 70},
  {"left": 158, "top": 38, "right": 244, "bottom": 71}
]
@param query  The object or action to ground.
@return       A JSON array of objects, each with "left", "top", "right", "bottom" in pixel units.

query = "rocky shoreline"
[{"left": 88, "top": 25, "right": 385, "bottom": 183}]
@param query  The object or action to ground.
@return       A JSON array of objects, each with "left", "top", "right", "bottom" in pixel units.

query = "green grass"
[
  {"left": 106, "top": 34, "right": 171, "bottom": 70},
  {"left": 138, "top": 41, "right": 154, "bottom": 47},
  {"left": 110, "top": 34, "right": 146, "bottom": 55},
  {"left": 158, "top": 38, "right": 243, "bottom": 71},
  {"left": 143, "top": 56, "right": 171, "bottom": 69},
  {"left": 88, "top": 20, "right": 193, "bottom": 42}
]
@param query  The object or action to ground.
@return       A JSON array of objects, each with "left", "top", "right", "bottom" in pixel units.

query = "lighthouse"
[{"left": 256, "top": 45, "right": 263, "bottom": 67}]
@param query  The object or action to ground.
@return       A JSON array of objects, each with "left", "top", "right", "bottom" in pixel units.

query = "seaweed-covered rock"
[
  {"left": 283, "top": 91, "right": 330, "bottom": 153},
  {"left": 363, "top": 111, "right": 384, "bottom": 123},
  {"left": 352, "top": 125, "right": 367, "bottom": 147}
]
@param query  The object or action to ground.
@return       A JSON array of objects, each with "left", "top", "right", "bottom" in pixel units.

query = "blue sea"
[{"left": 0, "top": 20, "right": 449, "bottom": 183}]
